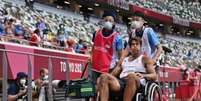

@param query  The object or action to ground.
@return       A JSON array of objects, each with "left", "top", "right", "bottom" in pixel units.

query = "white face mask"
[
  {"left": 60, "top": 25, "right": 64, "bottom": 29},
  {"left": 131, "top": 21, "right": 143, "bottom": 29},
  {"left": 20, "top": 79, "right": 26, "bottom": 86},
  {"left": 43, "top": 75, "right": 48, "bottom": 80},
  {"left": 103, "top": 21, "right": 113, "bottom": 30}
]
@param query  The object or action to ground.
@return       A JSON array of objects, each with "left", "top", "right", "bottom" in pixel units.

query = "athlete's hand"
[
  {"left": 117, "top": 57, "right": 124, "bottom": 66},
  {"left": 135, "top": 73, "right": 144, "bottom": 79}
]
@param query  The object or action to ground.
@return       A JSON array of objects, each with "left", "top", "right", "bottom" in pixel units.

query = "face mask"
[
  {"left": 20, "top": 79, "right": 26, "bottom": 86},
  {"left": 131, "top": 21, "right": 142, "bottom": 29},
  {"left": 42, "top": 75, "right": 48, "bottom": 80},
  {"left": 103, "top": 21, "right": 113, "bottom": 30},
  {"left": 60, "top": 25, "right": 64, "bottom": 29}
]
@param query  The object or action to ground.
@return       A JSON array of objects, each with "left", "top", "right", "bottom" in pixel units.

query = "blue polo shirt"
[{"left": 144, "top": 27, "right": 160, "bottom": 54}]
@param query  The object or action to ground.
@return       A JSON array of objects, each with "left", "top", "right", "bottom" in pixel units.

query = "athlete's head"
[{"left": 129, "top": 37, "right": 142, "bottom": 54}]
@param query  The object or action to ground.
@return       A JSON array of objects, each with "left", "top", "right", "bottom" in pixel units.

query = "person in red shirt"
[
  {"left": 29, "top": 29, "right": 41, "bottom": 46},
  {"left": 64, "top": 38, "right": 76, "bottom": 52},
  {"left": 91, "top": 11, "right": 123, "bottom": 80}
]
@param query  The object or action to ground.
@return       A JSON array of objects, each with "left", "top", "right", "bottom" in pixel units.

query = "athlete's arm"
[
  {"left": 142, "top": 56, "right": 157, "bottom": 80},
  {"left": 111, "top": 64, "right": 122, "bottom": 77}
]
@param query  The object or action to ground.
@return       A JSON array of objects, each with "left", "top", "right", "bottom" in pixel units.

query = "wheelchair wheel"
[
  {"left": 145, "top": 82, "right": 155, "bottom": 96},
  {"left": 85, "top": 97, "right": 90, "bottom": 101},
  {"left": 136, "top": 93, "right": 143, "bottom": 101},
  {"left": 149, "top": 84, "right": 163, "bottom": 101}
]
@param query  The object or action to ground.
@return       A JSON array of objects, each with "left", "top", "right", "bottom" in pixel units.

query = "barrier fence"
[
  {"left": 0, "top": 47, "right": 88, "bottom": 101},
  {"left": 0, "top": 41, "right": 200, "bottom": 101}
]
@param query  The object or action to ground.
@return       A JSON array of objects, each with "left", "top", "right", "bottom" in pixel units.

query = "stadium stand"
[
  {"left": 161, "top": 35, "right": 201, "bottom": 68},
  {"left": 0, "top": 0, "right": 201, "bottom": 101},
  {"left": 130, "top": 0, "right": 201, "bottom": 22},
  {"left": 0, "top": 0, "right": 127, "bottom": 53}
]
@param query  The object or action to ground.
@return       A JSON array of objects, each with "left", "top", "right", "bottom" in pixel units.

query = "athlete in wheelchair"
[{"left": 97, "top": 37, "right": 162, "bottom": 101}]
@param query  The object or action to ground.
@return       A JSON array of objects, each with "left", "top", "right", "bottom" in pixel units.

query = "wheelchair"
[
  {"left": 108, "top": 80, "right": 163, "bottom": 101},
  {"left": 135, "top": 80, "right": 162, "bottom": 101}
]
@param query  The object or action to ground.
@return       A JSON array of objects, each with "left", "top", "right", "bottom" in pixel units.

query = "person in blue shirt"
[
  {"left": 8, "top": 72, "right": 28, "bottom": 101},
  {"left": 57, "top": 24, "right": 69, "bottom": 47},
  {"left": 14, "top": 24, "right": 24, "bottom": 37},
  {"left": 75, "top": 39, "right": 84, "bottom": 53},
  {"left": 0, "top": 23, "right": 5, "bottom": 36},
  {"left": 120, "top": 16, "right": 163, "bottom": 66}
]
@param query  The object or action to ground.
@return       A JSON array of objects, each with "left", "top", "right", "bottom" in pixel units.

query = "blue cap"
[
  {"left": 102, "top": 11, "right": 116, "bottom": 21},
  {"left": 17, "top": 72, "right": 27, "bottom": 79}
]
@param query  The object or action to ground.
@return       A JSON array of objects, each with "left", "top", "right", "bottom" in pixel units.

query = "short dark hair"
[
  {"left": 34, "top": 29, "right": 40, "bottom": 35},
  {"left": 17, "top": 72, "right": 27, "bottom": 79},
  {"left": 128, "top": 37, "right": 142, "bottom": 47},
  {"left": 102, "top": 11, "right": 116, "bottom": 22}
]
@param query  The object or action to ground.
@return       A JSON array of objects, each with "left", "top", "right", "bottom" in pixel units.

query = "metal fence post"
[
  {"left": 65, "top": 59, "right": 70, "bottom": 101},
  {"left": 66, "top": 59, "right": 70, "bottom": 85},
  {"left": 27, "top": 55, "right": 32, "bottom": 101},
  {"left": 2, "top": 51, "right": 8, "bottom": 101},
  {"left": 48, "top": 57, "right": 53, "bottom": 101}
]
